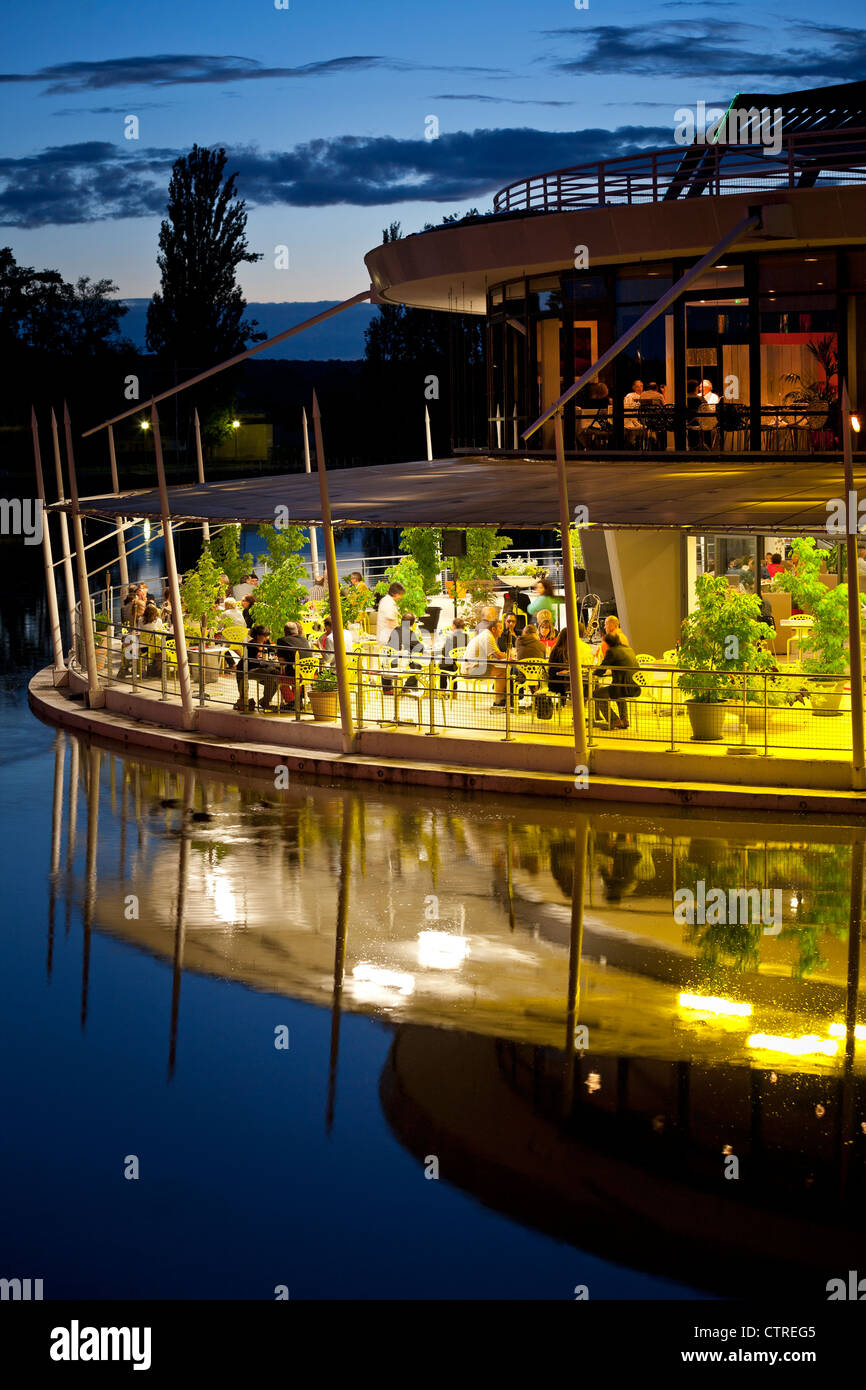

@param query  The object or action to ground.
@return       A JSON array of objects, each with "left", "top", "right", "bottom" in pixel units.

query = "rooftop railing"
[{"left": 493, "top": 126, "right": 866, "bottom": 215}]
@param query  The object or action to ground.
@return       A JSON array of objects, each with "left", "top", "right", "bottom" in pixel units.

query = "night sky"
[{"left": 1, "top": 0, "right": 862, "bottom": 301}]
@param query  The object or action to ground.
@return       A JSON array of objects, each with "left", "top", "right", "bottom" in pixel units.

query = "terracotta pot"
[{"left": 309, "top": 690, "right": 339, "bottom": 721}]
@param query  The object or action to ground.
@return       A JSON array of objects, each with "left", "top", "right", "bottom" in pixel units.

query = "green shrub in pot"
[{"left": 677, "top": 574, "right": 776, "bottom": 739}]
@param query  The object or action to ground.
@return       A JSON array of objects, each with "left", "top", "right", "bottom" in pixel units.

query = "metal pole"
[
  {"left": 107, "top": 425, "right": 130, "bottom": 588},
  {"left": 524, "top": 212, "right": 762, "bottom": 440},
  {"left": 312, "top": 390, "right": 355, "bottom": 752},
  {"left": 554, "top": 412, "right": 587, "bottom": 764},
  {"left": 193, "top": 409, "right": 211, "bottom": 544},
  {"left": 31, "top": 409, "right": 65, "bottom": 674},
  {"left": 151, "top": 403, "right": 196, "bottom": 730},
  {"left": 63, "top": 405, "right": 103, "bottom": 706},
  {"left": 50, "top": 407, "right": 77, "bottom": 648},
  {"left": 425, "top": 405, "right": 433, "bottom": 462},
  {"left": 843, "top": 383, "right": 866, "bottom": 789},
  {"left": 561, "top": 816, "right": 589, "bottom": 1118},
  {"left": 301, "top": 407, "right": 319, "bottom": 576}
]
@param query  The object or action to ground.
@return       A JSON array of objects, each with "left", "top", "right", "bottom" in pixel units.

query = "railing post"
[
  {"left": 598, "top": 163, "right": 605, "bottom": 205},
  {"left": 198, "top": 640, "right": 206, "bottom": 707},
  {"left": 428, "top": 657, "right": 436, "bottom": 735},
  {"left": 242, "top": 649, "right": 249, "bottom": 710},
  {"left": 356, "top": 653, "right": 364, "bottom": 730},
  {"left": 669, "top": 669, "right": 676, "bottom": 753},
  {"left": 160, "top": 634, "right": 167, "bottom": 701},
  {"left": 763, "top": 671, "right": 769, "bottom": 758},
  {"left": 504, "top": 666, "right": 512, "bottom": 743},
  {"left": 294, "top": 651, "right": 301, "bottom": 721}
]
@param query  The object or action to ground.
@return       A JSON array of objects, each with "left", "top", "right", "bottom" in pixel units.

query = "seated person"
[
  {"left": 515, "top": 623, "right": 547, "bottom": 700},
  {"left": 240, "top": 594, "right": 255, "bottom": 629},
  {"left": 497, "top": 612, "right": 520, "bottom": 657},
  {"left": 502, "top": 587, "right": 529, "bottom": 631},
  {"left": 233, "top": 624, "right": 282, "bottom": 711},
  {"left": 596, "top": 614, "right": 628, "bottom": 661},
  {"left": 137, "top": 602, "right": 165, "bottom": 677},
  {"left": 275, "top": 621, "right": 313, "bottom": 706},
  {"left": 547, "top": 624, "right": 594, "bottom": 707},
  {"left": 639, "top": 381, "right": 665, "bottom": 408},
  {"left": 575, "top": 382, "right": 611, "bottom": 448},
  {"left": 344, "top": 570, "right": 371, "bottom": 601},
  {"left": 741, "top": 577, "right": 775, "bottom": 630},
  {"left": 461, "top": 619, "right": 509, "bottom": 708},
  {"left": 766, "top": 552, "right": 785, "bottom": 577},
  {"left": 536, "top": 612, "right": 557, "bottom": 651},
  {"left": 594, "top": 632, "right": 640, "bottom": 730},
  {"left": 437, "top": 618, "right": 467, "bottom": 690},
  {"left": 384, "top": 612, "right": 424, "bottom": 689},
  {"left": 623, "top": 379, "right": 644, "bottom": 442}
]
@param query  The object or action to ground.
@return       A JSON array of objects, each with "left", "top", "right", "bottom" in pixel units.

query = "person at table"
[
  {"left": 623, "top": 379, "right": 644, "bottom": 444},
  {"left": 639, "top": 381, "right": 665, "bottom": 408},
  {"left": 501, "top": 588, "right": 529, "bottom": 632},
  {"left": 527, "top": 578, "right": 563, "bottom": 623},
  {"left": 575, "top": 381, "right": 610, "bottom": 448},
  {"left": 766, "top": 553, "right": 785, "bottom": 578},
  {"left": 596, "top": 614, "right": 629, "bottom": 661},
  {"left": 497, "top": 612, "right": 519, "bottom": 657},
  {"left": 275, "top": 620, "right": 312, "bottom": 709},
  {"left": 307, "top": 574, "right": 326, "bottom": 603},
  {"left": 437, "top": 617, "right": 467, "bottom": 690},
  {"left": 461, "top": 618, "right": 509, "bottom": 708},
  {"left": 686, "top": 379, "right": 706, "bottom": 448},
  {"left": 513, "top": 623, "right": 548, "bottom": 700},
  {"left": 233, "top": 624, "right": 281, "bottom": 711},
  {"left": 701, "top": 379, "right": 720, "bottom": 407},
  {"left": 595, "top": 632, "right": 640, "bottom": 730},
  {"left": 344, "top": 570, "right": 371, "bottom": 602},
  {"left": 741, "top": 577, "right": 775, "bottom": 630},
  {"left": 548, "top": 624, "right": 594, "bottom": 708},
  {"left": 475, "top": 604, "right": 501, "bottom": 633},
  {"left": 240, "top": 594, "right": 256, "bottom": 629},
  {"left": 138, "top": 602, "right": 166, "bottom": 677},
  {"left": 536, "top": 612, "right": 557, "bottom": 651}
]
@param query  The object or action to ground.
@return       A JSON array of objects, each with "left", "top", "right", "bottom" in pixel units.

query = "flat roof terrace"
[{"left": 57, "top": 453, "right": 866, "bottom": 535}]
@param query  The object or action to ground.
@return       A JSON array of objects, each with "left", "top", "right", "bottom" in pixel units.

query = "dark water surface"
[{"left": 3, "top": 549, "right": 866, "bottom": 1300}]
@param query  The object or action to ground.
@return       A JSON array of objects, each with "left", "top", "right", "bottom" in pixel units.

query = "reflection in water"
[{"left": 45, "top": 730, "right": 866, "bottom": 1295}]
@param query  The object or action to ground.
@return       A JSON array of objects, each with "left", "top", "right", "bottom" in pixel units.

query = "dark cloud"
[
  {"left": 0, "top": 52, "right": 507, "bottom": 95},
  {"left": 0, "top": 125, "right": 672, "bottom": 227},
  {"left": 543, "top": 21, "right": 866, "bottom": 83},
  {"left": 432, "top": 94, "right": 574, "bottom": 107},
  {"left": 51, "top": 101, "right": 172, "bottom": 116}
]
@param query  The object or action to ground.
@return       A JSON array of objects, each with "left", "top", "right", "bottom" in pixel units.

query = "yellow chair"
[
  {"left": 222, "top": 624, "right": 248, "bottom": 647},
  {"left": 291, "top": 654, "right": 324, "bottom": 714}
]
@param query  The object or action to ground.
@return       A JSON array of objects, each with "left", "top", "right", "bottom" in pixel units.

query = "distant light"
[
  {"left": 140, "top": 419, "right": 150, "bottom": 431},
  {"left": 716, "top": 263, "right": 729, "bottom": 269},
  {"left": 852, "top": 415, "right": 862, "bottom": 434},
  {"left": 232, "top": 419, "right": 240, "bottom": 429},
  {"left": 790, "top": 895, "right": 799, "bottom": 909},
  {"left": 679, "top": 992, "right": 751, "bottom": 1017},
  {"left": 142, "top": 519, "right": 151, "bottom": 540},
  {"left": 804, "top": 257, "right": 818, "bottom": 262},
  {"left": 828, "top": 1022, "right": 866, "bottom": 1041},
  {"left": 747, "top": 1033, "right": 838, "bottom": 1057},
  {"left": 417, "top": 931, "right": 469, "bottom": 970}
]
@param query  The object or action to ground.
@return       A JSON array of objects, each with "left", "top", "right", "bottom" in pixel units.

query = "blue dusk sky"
[{"left": 1, "top": 0, "right": 863, "bottom": 303}]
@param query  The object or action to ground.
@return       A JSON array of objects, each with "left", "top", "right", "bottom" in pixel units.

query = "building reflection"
[{"left": 44, "top": 730, "right": 866, "bottom": 1292}]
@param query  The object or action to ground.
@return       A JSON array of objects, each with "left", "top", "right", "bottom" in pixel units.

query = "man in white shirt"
[
  {"left": 461, "top": 619, "right": 508, "bottom": 707},
  {"left": 701, "top": 379, "right": 720, "bottom": 407},
  {"left": 377, "top": 582, "right": 405, "bottom": 692},
  {"left": 623, "top": 379, "right": 643, "bottom": 444}
]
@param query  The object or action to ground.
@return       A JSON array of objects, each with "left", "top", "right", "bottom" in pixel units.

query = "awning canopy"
[{"left": 53, "top": 455, "right": 865, "bottom": 535}]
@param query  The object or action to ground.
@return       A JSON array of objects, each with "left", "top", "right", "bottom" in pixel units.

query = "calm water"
[{"left": 4, "top": 546, "right": 866, "bottom": 1300}]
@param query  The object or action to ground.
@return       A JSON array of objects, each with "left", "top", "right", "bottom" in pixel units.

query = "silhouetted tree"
[{"left": 146, "top": 145, "right": 264, "bottom": 370}]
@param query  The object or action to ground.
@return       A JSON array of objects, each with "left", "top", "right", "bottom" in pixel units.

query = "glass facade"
[{"left": 484, "top": 249, "right": 865, "bottom": 454}]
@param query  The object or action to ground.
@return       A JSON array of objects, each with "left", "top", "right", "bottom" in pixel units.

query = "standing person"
[
  {"left": 595, "top": 632, "right": 641, "bottom": 730},
  {"left": 527, "top": 578, "right": 563, "bottom": 623},
  {"left": 376, "top": 582, "right": 405, "bottom": 693},
  {"left": 138, "top": 602, "right": 165, "bottom": 677}
]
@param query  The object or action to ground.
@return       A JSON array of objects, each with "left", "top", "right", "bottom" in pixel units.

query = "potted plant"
[
  {"left": 309, "top": 665, "right": 339, "bottom": 721},
  {"left": 677, "top": 574, "right": 776, "bottom": 740},
  {"left": 495, "top": 555, "right": 546, "bottom": 587},
  {"left": 776, "top": 538, "right": 857, "bottom": 714},
  {"left": 93, "top": 611, "right": 111, "bottom": 672}
]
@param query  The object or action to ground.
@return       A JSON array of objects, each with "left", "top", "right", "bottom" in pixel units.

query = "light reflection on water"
[{"left": 17, "top": 726, "right": 866, "bottom": 1298}]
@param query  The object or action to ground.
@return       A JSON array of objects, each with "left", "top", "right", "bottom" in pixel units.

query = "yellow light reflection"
[
  {"left": 828, "top": 1022, "right": 866, "bottom": 1041},
  {"left": 747, "top": 1033, "right": 838, "bottom": 1057},
  {"left": 417, "top": 931, "right": 469, "bottom": 970},
  {"left": 679, "top": 993, "right": 752, "bottom": 1017},
  {"left": 352, "top": 963, "right": 415, "bottom": 995}
]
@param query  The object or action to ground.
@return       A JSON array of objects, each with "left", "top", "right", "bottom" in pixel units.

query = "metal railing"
[
  {"left": 493, "top": 126, "right": 866, "bottom": 214},
  {"left": 72, "top": 616, "right": 859, "bottom": 756}
]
